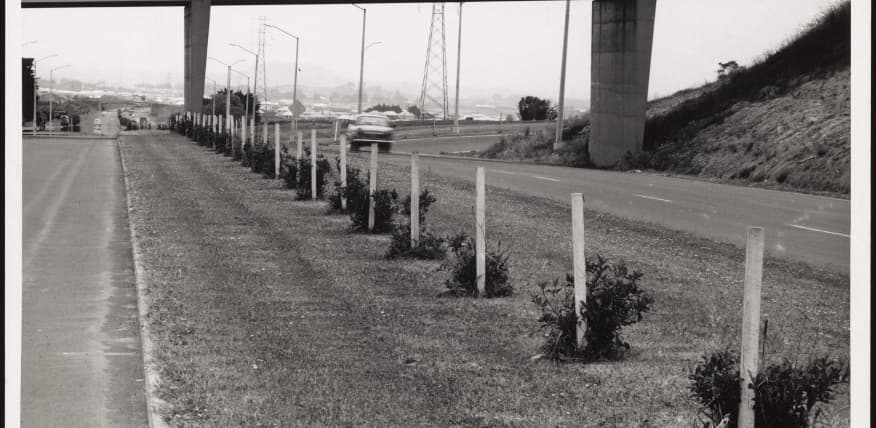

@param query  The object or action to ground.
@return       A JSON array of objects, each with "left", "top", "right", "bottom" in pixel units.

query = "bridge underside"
[{"left": 23, "top": 0, "right": 655, "bottom": 164}]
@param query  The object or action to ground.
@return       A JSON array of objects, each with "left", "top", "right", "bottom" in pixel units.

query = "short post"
[
  {"left": 241, "top": 118, "right": 246, "bottom": 153},
  {"left": 410, "top": 152, "right": 420, "bottom": 247},
  {"left": 333, "top": 119, "right": 339, "bottom": 143},
  {"left": 433, "top": 117, "right": 437, "bottom": 136},
  {"left": 738, "top": 226, "right": 765, "bottom": 428},
  {"left": 263, "top": 122, "right": 268, "bottom": 146},
  {"left": 368, "top": 143, "right": 378, "bottom": 231},
  {"left": 296, "top": 131, "right": 303, "bottom": 186},
  {"left": 250, "top": 118, "right": 255, "bottom": 148},
  {"left": 311, "top": 128, "right": 318, "bottom": 200},
  {"left": 570, "top": 193, "right": 587, "bottom": 347},
  {"left": 274, "top": 123, "right": 281, "bottom": 179},
  {"left": 340, "top": 134, "right": 348, "bottom": 211},
  {"left": 475, "top": 166, "right": 486, "bottom": 296}
]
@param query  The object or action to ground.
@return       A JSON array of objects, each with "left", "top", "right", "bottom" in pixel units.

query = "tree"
[
  {"left": 292, "top": 99, "right": 306, "bottom": 116},
  {"left": 505, "top": 114, "right": 515, "bottom": 122},
  {"left": 366, "top": 103, "right": 402, "bottom": 114},
  {"left": 407, "top": 105, "right": 421, "bottom": 118},
  {"left": 717, "top": 60, "right": 742, "bottom": 79},
  {"left": 517, "top": 96, "right": 553, "bottom": 121},
  {"left": 204, "top": 89, "right": 261, "bottom": 122},
  {"left": 23, "top": 58, "right": 37, "bottom": 125}
]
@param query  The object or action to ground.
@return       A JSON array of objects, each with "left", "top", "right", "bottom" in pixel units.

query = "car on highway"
[
  {"left": 346, "top": 113, "right": 394, "bottom": 152},
  {"left": 94, "top": 118, "right": 102, "bottom": 132}
]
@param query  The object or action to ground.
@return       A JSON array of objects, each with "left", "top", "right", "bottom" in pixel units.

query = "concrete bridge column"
[
  {"left": 589, "top": 0, "right": 656, "bottom": 167},
  {"left": 184, "top": 0, "right": 211, "bottom": 112}
]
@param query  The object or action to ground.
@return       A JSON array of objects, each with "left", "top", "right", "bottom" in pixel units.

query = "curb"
[
  {"left": 117, "top": 137, "right": 171, "bottom": 428},
  {"left": 24, "top": 134, "right": 120, "bottom": 140}
]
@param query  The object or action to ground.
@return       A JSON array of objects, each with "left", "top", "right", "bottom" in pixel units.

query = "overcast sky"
[{"left": 22, "top": 0, "right": 844, "bottom": 100}]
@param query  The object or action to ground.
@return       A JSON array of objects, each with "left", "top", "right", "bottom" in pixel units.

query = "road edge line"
[{"left": 117, "top": 137, "right": 171, "bottom": 428}]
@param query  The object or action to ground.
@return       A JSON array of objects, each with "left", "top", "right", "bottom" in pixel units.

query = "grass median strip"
[{"left": 122, "top": 132, "right": 849, "bottom": 426}]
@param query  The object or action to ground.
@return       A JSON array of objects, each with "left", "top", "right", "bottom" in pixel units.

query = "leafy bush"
[
  {"left": 387, "top": 223, "right": 446, "bottom": 260},
  {"left": 328, "top": 162, "right": 368, "bottom": 214},
  {"left": 530, "top": 255, "right": 652, "bottom": 362},
  {"left": 689, "top": 348, "right": 849, "bottom": 428},
  {"left": 241, "top": 142, "right": 255, "bottom": 167},
  {"left": 291, "top": 150, "right": 331, "bottom": 200},
  {"left": 439, "top": 233, "right": 512, "bottom": 298},
  {"left": 350, "top": 189, "right": 400, "bottom": 233},
  {"left": 401, "top": 189, "right": 437, "bottom": 225},
  {"left": 281, "top": 156, "right": 299, "bottom": 189}
]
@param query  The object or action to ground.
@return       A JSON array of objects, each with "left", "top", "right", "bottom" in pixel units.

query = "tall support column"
[
  {"left": 589, "top": 0, "right": 656, "bottom": 167},
  {"left": 184, "top": 0, "right": 211, "bottom": 112}
]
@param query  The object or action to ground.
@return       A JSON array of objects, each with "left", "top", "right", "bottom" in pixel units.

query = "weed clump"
[
  {"left": 689, "top": 348, "right": 849, "bottom": 428},
  {"left": 439, "top": 233, "right": 512, "bottom": 298},
  {"left": 531, "top": 255, "right": 652, "bottom": 362}
]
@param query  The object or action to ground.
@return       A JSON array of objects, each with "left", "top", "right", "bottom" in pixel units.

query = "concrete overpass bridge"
[{"left": 21, "top": 0, "right": 656, "bottom": 166}]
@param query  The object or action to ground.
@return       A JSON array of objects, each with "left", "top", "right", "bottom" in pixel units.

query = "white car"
[
  {"left": 94, "top": 118, "right": 102, "bottom": 132},
  {"left": 346, "top": 113, "right": 394, "bottom": 152}
]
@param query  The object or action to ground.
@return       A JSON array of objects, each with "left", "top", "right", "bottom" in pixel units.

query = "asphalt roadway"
[
  {"left": 21, "top": 137, "right": 148, "bottom": 427},
  {"left": 340, "top": 136, "right": 850, "bottom": 273}
]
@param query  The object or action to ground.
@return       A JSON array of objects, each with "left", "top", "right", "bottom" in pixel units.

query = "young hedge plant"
[
  {"left": 439, "top": 233, "right": 512, "bottom": 298},
  {"left": 328, "top": 161, "right": 367, "bottom": 214},
  {"left": 689, "top": 348, "right": 849, "bottom": 428},
  {"left": 530, "top": 255, "right": 652, "bottom": 362},
  {"left": 386, "top": 189, "right": 445, "bottom": 259},
  {"left": 294, "top": 151, "right": 332, "bottom": 200}
]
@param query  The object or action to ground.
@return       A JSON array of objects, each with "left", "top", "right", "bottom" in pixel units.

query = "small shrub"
[
  {"left": 350, "top": 189, "right": 400, "bottom": 233},
  {"left": 689, "top": 348, "right": 849, "bottom": 428},
  {"left": 387, "top": 223, "right": 446, "bottom": 259},
  {"left": 401, "top": 189, "right": 437, "bottom": 225},
  {"left": 439, "top": 233, "right": 512, "bottom": 298},
  {"left": 294, "top": 151, "right": 332, "bottom": 200},
  {"left": 530, "top": 255, "right": 652, "bottom": 362},
  {"left": 328, "top": 162, "right": 368, "bottom": 214}
]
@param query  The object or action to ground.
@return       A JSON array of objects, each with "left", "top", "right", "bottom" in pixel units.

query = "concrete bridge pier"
[
  {"left": 589, "top": 0, "right": 656, "bottom": 167},
  {"left": 184, "top": 0, "right": 211, "bottom": 112}
]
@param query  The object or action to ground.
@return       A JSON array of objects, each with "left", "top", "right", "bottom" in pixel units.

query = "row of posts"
[{"left": 175, "top": 110, "right": 767, "bottom": 427}]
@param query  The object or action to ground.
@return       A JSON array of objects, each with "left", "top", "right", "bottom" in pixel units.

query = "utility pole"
[
  {"left": 555, "top": 0, "right": 571, "bottom": 150},
  {"left": 48, "top": 64, "right": 71, "bottom": 136},
  {"left": 231, "top": 42, "right": 259, "bottom": 126},
  {"left": 453, "top": 2, "right": 463, "bottom": 134},
  {"left": 209, "top": 57, "right": 244, "bottom": 132},
  {"left": 265, "top": 24, "right": 300, "bottom": 137},
  {"left": 353, "top": 4, "right": 366, "bottom": 114},
  {"left": 33, "top": 54, "right": 58, "bottom": 134}
]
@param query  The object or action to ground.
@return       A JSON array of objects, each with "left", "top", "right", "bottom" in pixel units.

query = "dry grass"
[{"left": 122, "top": 132, "right": 849, "bottom": 427}]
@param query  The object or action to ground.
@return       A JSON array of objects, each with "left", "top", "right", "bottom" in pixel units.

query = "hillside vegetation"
[{"left": 480, "top": 1, "right": 851, "bottom": 196}]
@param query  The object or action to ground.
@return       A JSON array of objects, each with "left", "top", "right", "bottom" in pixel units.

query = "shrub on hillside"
[
  {"left": 439, "top": 233, "right": 512, "bottom": 298},
  {"left": 530, "top": 255, "right": 652, "bottom": 362},
  {"left": 689, "top": 348, "right": 849, "bottom": 428},
  {"left": 291, "top": 151, "right": 331, "bottom": 200}
]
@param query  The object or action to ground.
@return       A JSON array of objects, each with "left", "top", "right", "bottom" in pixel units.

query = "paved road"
[
  {"left": 351, "top": 142, "right": 849, "bottom": 272},
  {"left": 22, "top": 137, "right": 148, "bottom": 427}
]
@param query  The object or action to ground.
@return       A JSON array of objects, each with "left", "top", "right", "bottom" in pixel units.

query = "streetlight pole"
[
  {"left": 208, "top": 57, "right": 244, "bottom": 133},
  {"left": 454, "top": 2, "right": 463, "bottom": 134},
  {"left": 49, "top": 64, "right": 71, "bottom": 136},
  {"left": 231, "top": 69, "right": 251, "bottom": 138},
  {"left": 231, "top": 43, "right": 259, "bottom": 126},
  {"left": 353, "top": 4, "right": 366, "bottom": 114},
  {"left": 33, "top": 54, "right": 58, "bottom": 134},
  {"left": 264, "top": 24, "right": 300, "bottom": 136},
  {"left": 555, "top": 0, "right": 571, "bottom": 150},
  {"left": 361, "top": 41, "right": 382, "bottom": 112}
]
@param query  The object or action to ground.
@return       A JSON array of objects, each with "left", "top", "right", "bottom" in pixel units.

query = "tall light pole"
[
  {"left": 49, "top": 64, "right": 71, "bottom": 136},
  {"left": 353, "top": 4, "right": 366, "bottom": 114},
  {"left": 453, "top": 2, "right": 463, "bottom": 134},
  {"left": 362, "top": 41, "right": 382, "bottom": 112},
  {"left": 231, "top": 43, "right": 259, "bottom": 125},
  {"left": 554, "top": 0, "right": 571, "bottom": 149},
  {"left": 208, "top": 57, "right": 244, "bottom": 133},
  {"left": 264, "top": 24, "right": 300, "bottom": 136},
  {"left": 231, "top": 69, "right": 251, "bottom": 135},
  {"left": 32, "top": 53, "right": 58, "bottom": 134}
]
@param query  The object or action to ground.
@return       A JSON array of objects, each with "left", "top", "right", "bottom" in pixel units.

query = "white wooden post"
[
  {"left": 368, "top": 143, "right": 378, "bottom": 231},
  {"left": 738, "top": 226, "right": 765, "bottom": 428},
  {"left": 274, "top": 123, "right": 281, "bottom": 179},
  {"left": 250, "top": 118, "right": 255, "bottom": 146},
  {"left": 241, "top": 118, "right": 246, "bottom": 154},
  {"left": 410, "top": 152, "right": 420, "bottom": 247},
  {"left": 476, "top": 166, "right": 486, "bottom": 296},
  {"left": 333, "top": 119, "right": 339, "bottom": 143},
  {"left": 263, "top": 122, "right": 268, "bottom": 146},
  {"left": 340, "top": 134, "right": 348, "bottom": 211},
  {"left": 311, "top": 128, "right": 318, "bottom": 200},
  {"left": 571, "top": 193, "right": 587, "bottom": 347}
]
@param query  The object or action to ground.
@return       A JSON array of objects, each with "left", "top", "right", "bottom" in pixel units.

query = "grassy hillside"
[{"left": 480, "top": 1, "right": 851, "bottom": 196}]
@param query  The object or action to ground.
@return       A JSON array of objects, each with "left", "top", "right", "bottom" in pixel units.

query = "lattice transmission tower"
[
  {"left": 257, "top": 16, "right": 268, "bottom": 109},
  {"left": 417, "top": 3, "right": 449, "bottom": 120}
]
